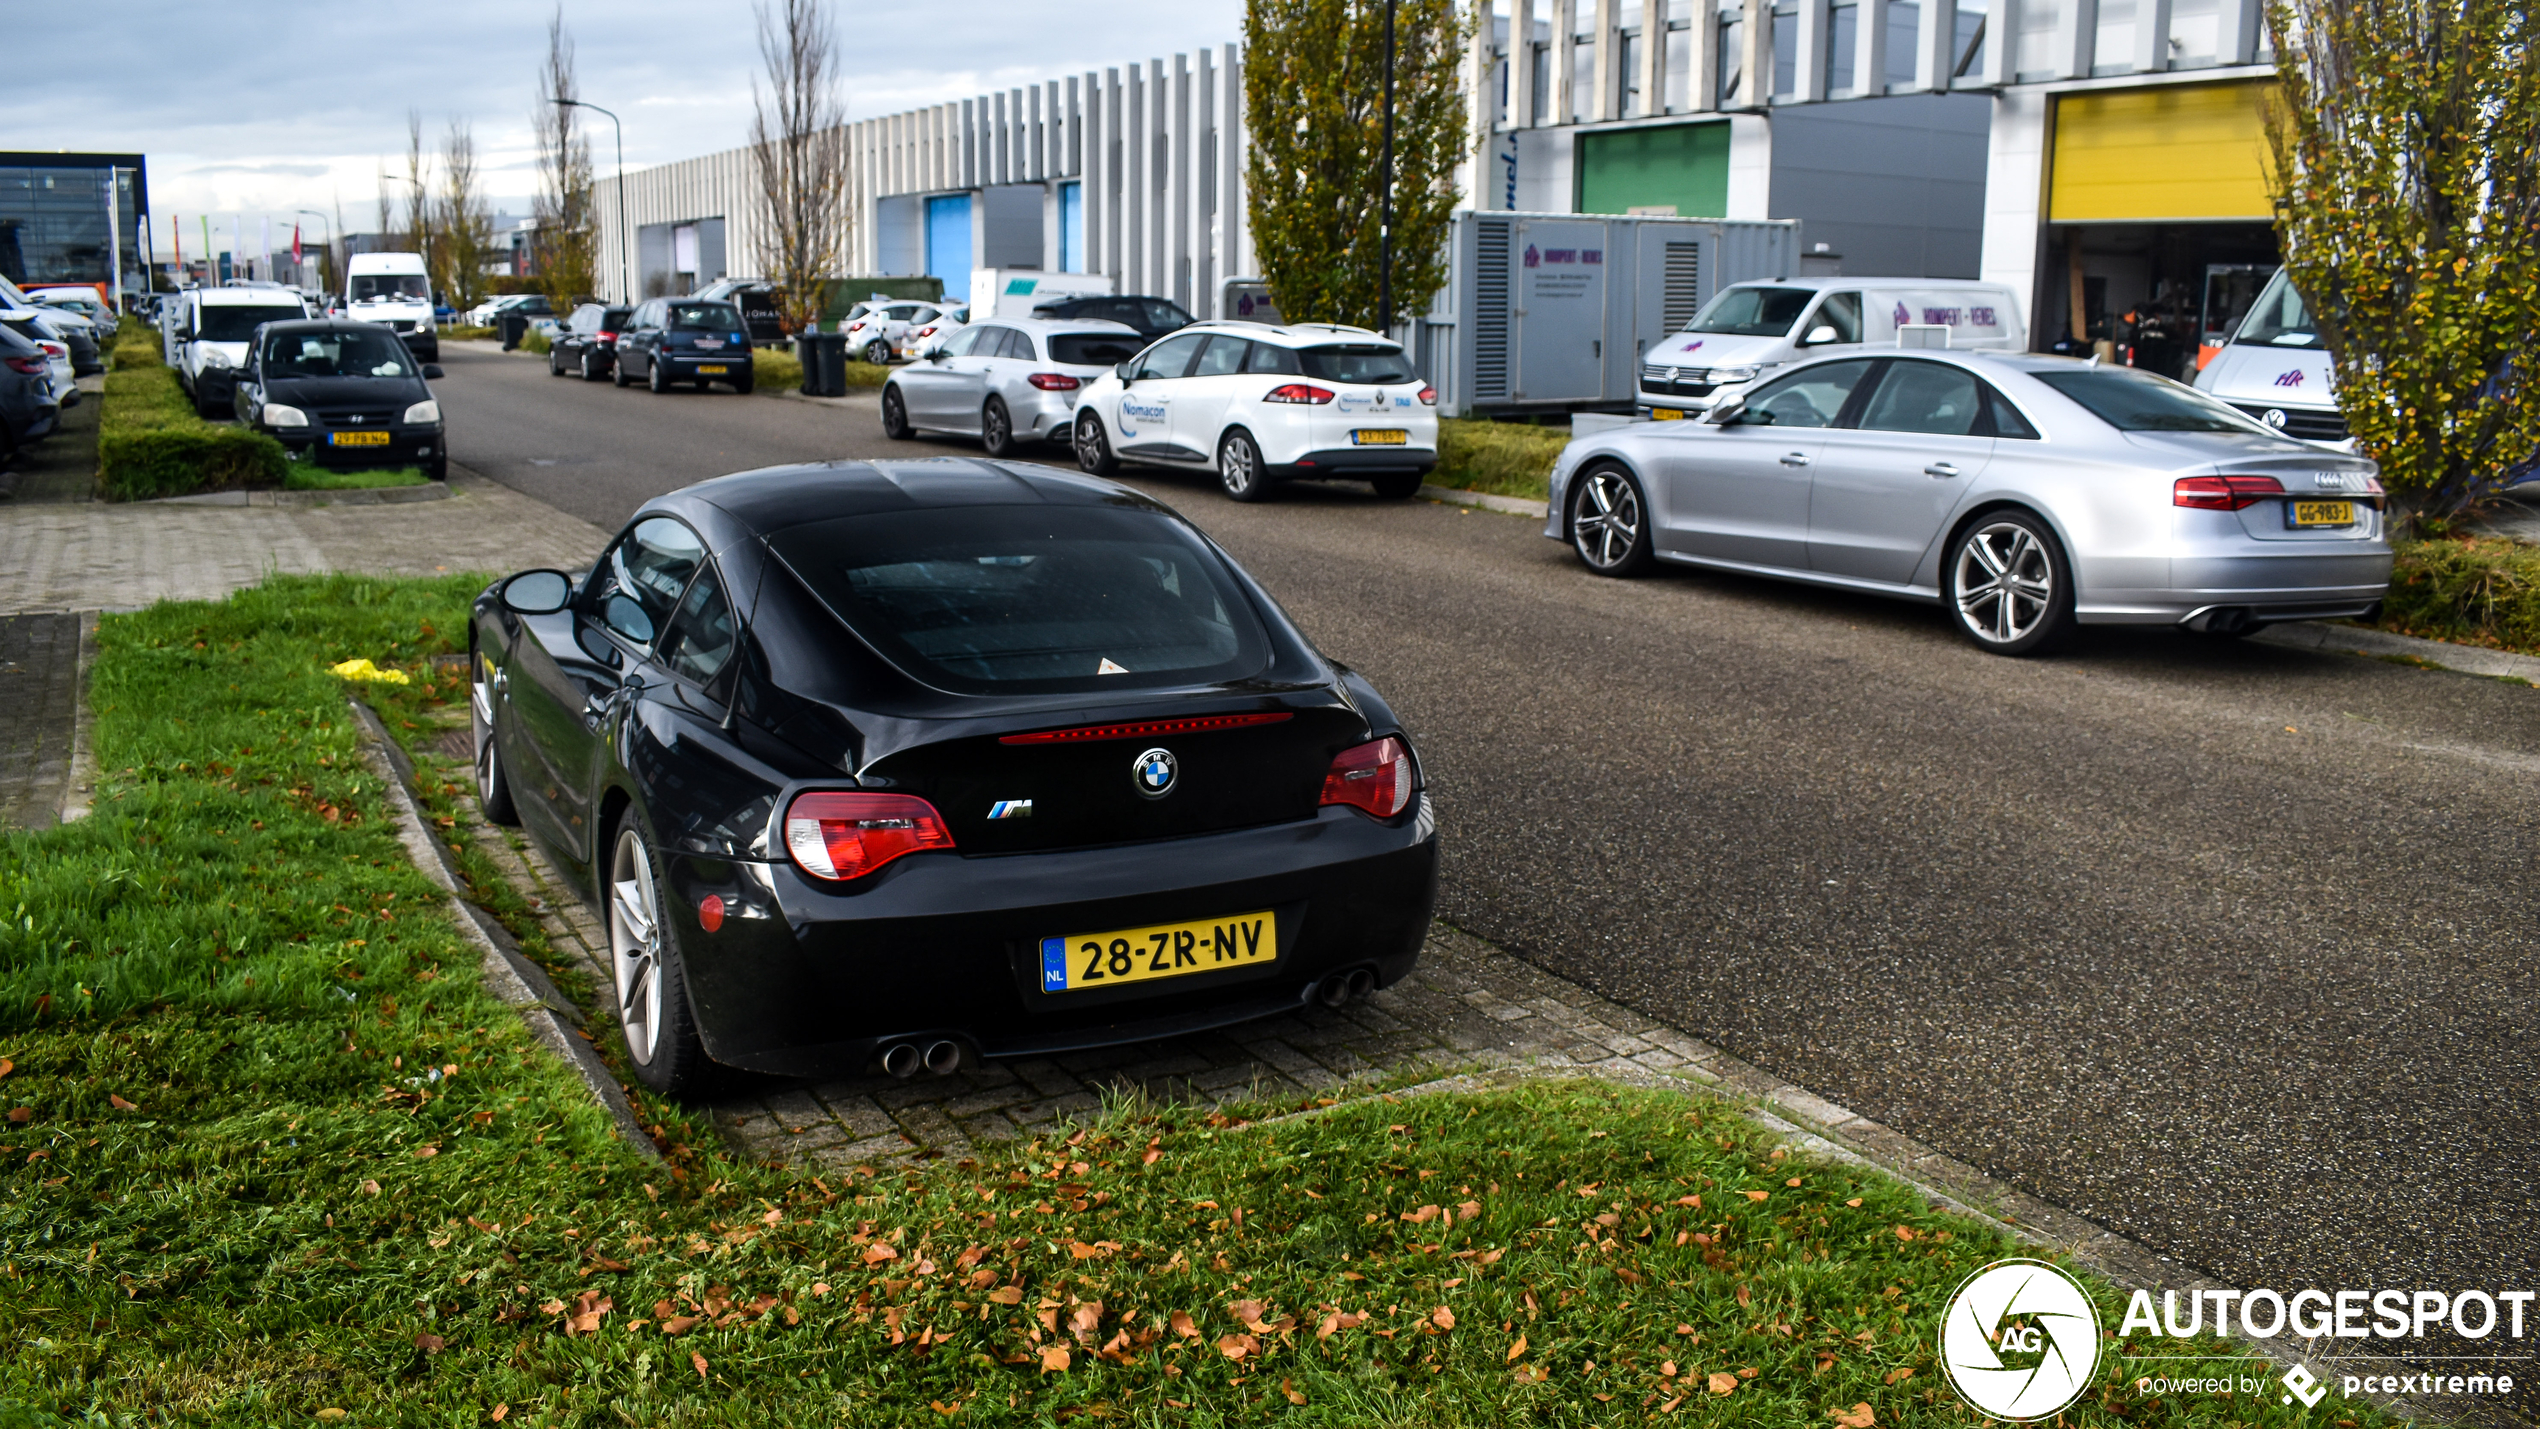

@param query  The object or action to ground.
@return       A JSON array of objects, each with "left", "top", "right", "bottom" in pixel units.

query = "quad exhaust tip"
[{"left": 881, "top": 1039, "right": 967, "bottom": 1078}]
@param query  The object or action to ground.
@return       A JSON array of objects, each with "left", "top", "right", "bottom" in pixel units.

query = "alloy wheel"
[
  {"left": 982, "top": 399, "right": 1011, "bottom": 455},
  {"left": 1571, "top": 469, "right": 1645, "bottom": 571},
  {"left": 1952, "top": 519, "right": 2058, "bottom": 646},
  {"left": 471, "top": 668, "right": 498, "bottom": 799},
  {"left": 608, "top": 827, "right": 667, "bottom": 1066}
]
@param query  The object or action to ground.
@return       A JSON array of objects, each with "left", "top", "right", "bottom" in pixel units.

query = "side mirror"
[
  {"left": 925, "top": 349, "right": 948, "bottom": 364},
  {"left": 1115, "top": 360, "right": 1137, "bottom": 385},
  {"left": 499, "top": 569, "right": 573, "bottom": 614},
  {"left": 421, "top": 364, "right": 444, "bottom": 379},
  {"left": 602, "top": 593, "right": 655, "bottom": 644},
  {"left": 1706, "top": 401, "right": 1749, "bottom": 427},
  {"left": 1803, "top": 325, "right": 1840, "bottom": 346}
]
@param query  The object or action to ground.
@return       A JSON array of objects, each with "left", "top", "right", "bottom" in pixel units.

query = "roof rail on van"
[{"left": 1897, "top": 324, "right": 1951, "bottom": 349}]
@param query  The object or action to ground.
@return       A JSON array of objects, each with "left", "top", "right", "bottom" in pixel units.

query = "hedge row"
[
  {"left": 2376, "top": 535, "right": 2540, "bottom": 657},
  {"left": 96, "top": 324, "right": 288, "bottom": 502}
]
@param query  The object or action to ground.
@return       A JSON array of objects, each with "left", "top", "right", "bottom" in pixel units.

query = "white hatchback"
[
  {"left": 1070, "top": 321, "right": 1438, "bottom": 502},
  {"left": 880, "top": 317, "right": 1146, "bottom": 456}
]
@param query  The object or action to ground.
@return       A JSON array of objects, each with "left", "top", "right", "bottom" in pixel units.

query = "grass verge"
[
  {"left": 2370, "top": 535, "right": 2540, "bottom": 657},
  {"left": 441, "top": 325, "right": 496, "bottom": 343},
  {"left": 284, "top": 466, "right": 433, "bottom": 492},
  {"left": 94, "top": 330, "right": 288, "bottom": 502},
  {"left": 1434, "top": 419, "right": 1571, "bottom": 502},
  {"left": 752, "top": 346, "right": 803, "bottom": 394},
  {"left": 0, "top": 574, "right": 2368, "bottom": 1427}
]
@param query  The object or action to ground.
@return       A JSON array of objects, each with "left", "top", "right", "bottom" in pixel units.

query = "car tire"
[
  {"left": 1945, "top": 509, "right": 2074, "bottom": 657},
  {"left": 1075, "top": 412, "right": 1120, "bottom": 475},
  {"left": 426, "top": 455, "right": 448, "bottom": 481},
  {"left": 612, "top": 354, "right": 631, "bottom": 387},
  {"left": 864, "top": 338, "right": 891, "bottom": 365},
  {"left": 649, "top": 359, "right": 669, "bottom": 394},
  {"left": 605, "top": 809, "right": 710, "bottom": 1098},
  {"left": 549, "top": 348, "right": 565, "bottom": 376},
  {"left": 580, "top": 351, "right": 599, "bottom": 381},
  {"left": 1369, "top": 471, "right": 1425, "bottom": 499},
  {"left": 1568, "top": 463, "right": 1655, "bottom": 576},
  {"left": 470, "top": 650, "right": 519, "bottom": 827},
  {"left": 1218, "top": 429, "right": 1272, "bottom": 502},
  {"left": 981, "top": 397, "right": 1019, "bottom": 457},
  {"left": 881, "top": 386, "right": 913, "bottom": 440}
]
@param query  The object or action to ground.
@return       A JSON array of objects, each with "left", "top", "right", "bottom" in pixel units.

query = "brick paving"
[
  {"left": 0, "top": 613, "right": 85, "bottom": 829},
  {"left": 406, "top": 725, "right": 1728, "bottom": 1170}
]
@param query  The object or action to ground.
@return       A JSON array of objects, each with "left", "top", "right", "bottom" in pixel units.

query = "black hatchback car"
[
  {"left": 233, "top": 320, "right": 447, "bottom": 479},
  {"left": 469, "top": 459, "right": 1438, "bottom": 1094},
  {"left": 612, "top": 298, "right": 754, "bottom": 394},
  {"left": 548, "top": 302, "right": 633, "bottom": 381},
  {"left": 1028, "top": 295, "right": 1195, "bottom": 343}
]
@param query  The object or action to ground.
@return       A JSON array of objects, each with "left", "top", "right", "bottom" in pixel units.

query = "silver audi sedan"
[{"left": 1544, "top": 349, "right": 2391, "bottom": 655}]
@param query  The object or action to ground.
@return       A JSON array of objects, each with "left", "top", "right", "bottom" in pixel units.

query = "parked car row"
[{"left": 543, "top": 298, "right": 755, "bottom": 394}]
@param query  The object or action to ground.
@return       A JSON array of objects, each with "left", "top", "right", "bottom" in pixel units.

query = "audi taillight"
[
  {"left": 1321, "top": 737, "right": 1414, "bottom": 820},
  {"left": 1417, "top": 385, "right": 1437, "bottom": 406},
  {"left": 1263, "top": 383, "right": 1335, "bottom": 405},
  {"left": 1027, "top": 372, "right": 1081, "bottom": 391},
  {"left": 2174, "top": 475, "right": 2285, "bottom": 511},
  {"left": 782, "top": 791, "right": 955, "bottom": 882}
]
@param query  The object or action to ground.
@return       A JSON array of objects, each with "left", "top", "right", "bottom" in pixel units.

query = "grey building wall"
[
  {"left": 1762, "top": 93, "right": 1991, "bottom": 278},
  {"left": 976, "top": 184, "right": 1044, "bottom": 270}
]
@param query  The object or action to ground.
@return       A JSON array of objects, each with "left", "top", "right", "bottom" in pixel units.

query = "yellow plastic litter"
[{"left": 327, "top": 658, "right": 411, "bottom": 685}]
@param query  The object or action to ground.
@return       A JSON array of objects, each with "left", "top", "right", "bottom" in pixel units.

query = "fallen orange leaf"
[
  {"left": 1506, "top": 1333, "right": 1529, "bottom": 1362},
  {"left": 1281, "top": 1377, "right": 1306, "bottom": 1405},
  {"left": 109, "top": 1094, "right": 139, "bottom": 1112},
  {"left": 1039, "top": 1344, "right": 1071, "bottom": 1373},
  {"left": 1512, "top": 1363, "right": 1549, "bottom": 1384},
  {"left": 1744, "top": 1190, "right": 1768, "bottom": 1202},
  {"left": 1430, "top": 1306, "right": 1455, "bottom": 1331},
  {"left": 413, "top": 1145, "right": 438, "bottom": 1159},
  {"left": 1171, "top": 1310, "right": 1199, "bottom": 1339},
  {"left": 987, "top": 1285, "right": 1023, "bottom": 1305},
  {"left": 1830, "top": 1403, "right": 1876, "bottom": 1428},
  {"left": 490, "top": 1405, "right": 509, "bottom": 1423},
  {"left": 690, "top": 1351, "right": 709, "bottom": 1380},
  {"left": 661, "top": 1315, "right": 700, "bottom": 1335},
  {"left": 862, "top": 1242, "right": 898, "bottom": 1264},
  {"left": 1708, "top": 1372, "right": 1739, "bottom": 1395}
]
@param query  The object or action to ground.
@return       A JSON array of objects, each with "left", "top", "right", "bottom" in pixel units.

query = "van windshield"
[
  {"left": 351, "top": 275, "right": 430, "bottom": 302},
  {"left": 197, "top": 305, "right": 309, "bottom": 342},
  {"left": 2233, "top": 272, "right": 2322, "bottom": 349},
  {"left": 1688, "top": 286, "right": 1815, "bottom": 337}
]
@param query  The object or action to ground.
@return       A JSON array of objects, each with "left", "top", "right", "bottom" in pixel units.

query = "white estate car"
[
  {"left": 1069, "top": 321, "right": 1438, "bottom": 502},
  {"left": 840, "top": 301, "right": 944, "bottom": 365},
  {"left": 880, "top": 316, "right": 1145, "bottom": 456}
]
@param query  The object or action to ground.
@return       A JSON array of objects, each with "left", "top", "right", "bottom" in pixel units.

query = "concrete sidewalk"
[{"left": 0, "top": 466, "right": 609, "bottom": 615}]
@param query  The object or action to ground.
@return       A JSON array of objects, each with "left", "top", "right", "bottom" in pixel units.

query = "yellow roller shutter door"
[{"left": 2051, "top": 81, "right": 2277, "bottom": 222}]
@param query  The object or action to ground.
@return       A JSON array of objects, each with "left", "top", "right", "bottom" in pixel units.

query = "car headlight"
[
  {"left": 201, "top": 349, "right": 234, "bottom": 369},
  {"left": 1710, "top": 365, "right": 1758, "bottom": 383},
  {"left": 263, "top": 403, "right": 309, "bottom": 429},
  {"left": 403, "top": 399, "right": 441, "bottom": 425}
]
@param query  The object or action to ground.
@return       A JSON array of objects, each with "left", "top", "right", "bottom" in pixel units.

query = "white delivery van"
[
  {"left": 2191, "top": 268, "right": 2348, "bottom": 449},
  {"left": 345, "top": 252, "right": 438, "bottom": 362},
  {"left": 1636, "top": 276, "right": 2027, "bottom": 419},
  {"left": 970, "top": 268, "right": 1114, "bottom": 321},
  {"left": 171, "top": 286, "right": 312, "bottom": 418}
]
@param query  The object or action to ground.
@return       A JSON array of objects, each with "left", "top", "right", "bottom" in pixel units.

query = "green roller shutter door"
[{"left": 1575, "top": 122, "right": 1732, "bottom": 218}]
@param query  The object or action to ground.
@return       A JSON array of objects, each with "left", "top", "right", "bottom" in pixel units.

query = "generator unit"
[{"left": 1433, "top": 211, "right": 1798, "bottom": 417}]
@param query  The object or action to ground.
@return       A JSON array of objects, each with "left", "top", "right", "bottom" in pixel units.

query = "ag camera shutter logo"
[{"left": 1937, "top": 1259, "right": 2103, "bottom": 1421}]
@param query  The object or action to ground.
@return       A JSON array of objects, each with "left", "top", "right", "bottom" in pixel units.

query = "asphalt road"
[{"left": 437, "top": 339, "right": 2540, "bottom": 1399}]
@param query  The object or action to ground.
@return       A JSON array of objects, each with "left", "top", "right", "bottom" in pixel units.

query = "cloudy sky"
[{"left": 6, "top": 0, "right": 1245, "bottom": 255}]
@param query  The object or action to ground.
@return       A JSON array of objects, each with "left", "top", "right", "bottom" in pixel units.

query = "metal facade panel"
[{"left": 2049, "top": 80, "right": 2275, "bottom": 221}]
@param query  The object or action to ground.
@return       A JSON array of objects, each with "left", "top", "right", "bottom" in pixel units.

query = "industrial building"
[{"left": 0, "top": 152, "right": 149, "bottom": 303}]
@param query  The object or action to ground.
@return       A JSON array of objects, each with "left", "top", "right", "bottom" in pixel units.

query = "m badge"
[{"left": 987, "top": 799, "right": 1033, "bottom": 820}]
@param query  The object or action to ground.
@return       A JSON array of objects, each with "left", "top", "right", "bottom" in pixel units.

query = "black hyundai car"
[
  {"left": 469, "top": 459, "right": 1438, "bottom": 1094},
  {"left": 233, "top": 320, "right": 447, "bottom": 479}
]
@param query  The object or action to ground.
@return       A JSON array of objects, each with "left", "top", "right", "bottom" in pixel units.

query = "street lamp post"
[
  {"left": 296, "top": 210, "right": 332, "bottom": 293},
  {"left": 553, "top": 98, "right": 632, "bottom": 305},
  {"left": 1379, "top": 0, "right": 1397, "bottom": 338}
]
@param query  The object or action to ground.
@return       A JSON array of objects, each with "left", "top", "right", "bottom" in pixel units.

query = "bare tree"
[
  {"left": 750, "top": 0, "right": 850, "bottom": 335},
  {"left": 402, "top": 110, "right": 432, "bottom": 261},
  {"left": 532, "top": 6, "right": 598, "bottom": 307},
  {"left": 436, "top": 119, "right": 494, "bottom": 313}
]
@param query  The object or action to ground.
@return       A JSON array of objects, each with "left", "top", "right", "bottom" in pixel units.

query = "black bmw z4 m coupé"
[{"left": 470, "top": 459, "right": 1439, "bottom": 1095}]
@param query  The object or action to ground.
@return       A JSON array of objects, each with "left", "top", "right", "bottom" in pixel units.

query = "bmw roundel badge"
[{"left": 1132, "top": 747, "right": 1178, "bottom": 799}]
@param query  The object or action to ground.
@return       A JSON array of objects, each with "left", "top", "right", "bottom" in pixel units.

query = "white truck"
[
  {"left": 2192, "top": 268, "right": 2347, "bottom": 448},
  {"left": 1637, "top": 276, "right": 2029, "bottom": 420},
  {"left": 345, "top": 252, "right": 438, "bottom": 363}
]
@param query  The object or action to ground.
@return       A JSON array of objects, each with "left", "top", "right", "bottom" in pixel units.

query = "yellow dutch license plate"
[
  {"left": 1351, "top": 429, "right": 1409, "bottom": 446},
  {"left": 1038, "top": 911, "right": 1276, "bottom": 993},
  {"left": 696, "top": 364, "right": 730, "bottom": 375},
  {"left": 2290, "top": 500, "right": 2356, "bottom": 527},
  {"left": 1649, "top": 408, "right": 1685, "bottom": 421},
  {"left": 328, "top": 430, "right": 391, "bottom": 447}
]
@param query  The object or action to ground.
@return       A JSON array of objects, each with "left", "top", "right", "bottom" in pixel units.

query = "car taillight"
[
  {"left": 2174, "top": 475, "right": 2286, "bottom": 511},
  {"left": 914, "top": 325, "right": 939, "bottom": 338},
  {"left": 1417, "top": 385, "right": 1436, "bottom": 406},
  {"left": 596, "top": 330, "right": 617, "bottom": 342},
  {"left": 1320, "top": 736, "right": 1413, "bottom": 820},
  {"left": 782, "top": 791, "right": 956, "bottom": 882},
  {"left": 4, "top": 356, "right": 45, "bottom": 375},
  {"left": 1264, "top": 383, "right": 1335, "bottom": 405},
  {"left": 41, "top": 343, "right": 67, "bottom": 358},
  {"left": 1027, "top": 372, "right": 1081, "bottom": 391}
]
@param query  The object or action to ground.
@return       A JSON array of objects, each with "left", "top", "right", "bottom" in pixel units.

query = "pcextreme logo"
[{"left": 1937, "top": 1260, "right": 2102, "bottom": 1421}]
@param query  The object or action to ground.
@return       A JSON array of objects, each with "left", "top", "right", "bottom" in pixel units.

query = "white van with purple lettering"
[
  {"left": 2191, "top": 269, "right": 2349, "bottom": 450},
  {"left": 1637, "top": 277, "right": 2028, "bottom": 420}
]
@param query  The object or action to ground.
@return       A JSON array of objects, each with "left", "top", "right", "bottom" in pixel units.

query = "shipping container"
[{"left": 1432, "top": 211, "right": 1798, "bottom": 418}]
